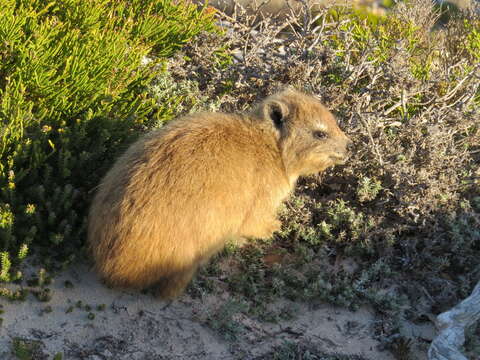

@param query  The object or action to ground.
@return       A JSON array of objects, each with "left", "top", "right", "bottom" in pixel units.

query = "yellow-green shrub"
[{"left": 0, "top": 0, "right": 214, "bottom": 280}]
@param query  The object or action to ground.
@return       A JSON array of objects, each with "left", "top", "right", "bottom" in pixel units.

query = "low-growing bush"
[
  {"left": 165, "top": 0, "right": 479, "bottom": 342},
  {"left": 255, "top": 340, "right": 367, "bottom": 360},
  {"left": 0, "top": 0, "right": 214, "bottom": 282}
]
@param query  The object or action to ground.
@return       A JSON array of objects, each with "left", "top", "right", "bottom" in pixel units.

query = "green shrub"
[{"left": 0, "top": 0, "right": 214, "bottom": 282}]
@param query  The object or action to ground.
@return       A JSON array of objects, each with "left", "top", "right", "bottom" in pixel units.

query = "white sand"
[{"left": 0, "top": 263, "right": 416, "bottom": 359}]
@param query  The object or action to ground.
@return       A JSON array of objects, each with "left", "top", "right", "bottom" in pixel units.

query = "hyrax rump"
[{"left": 88, "top": 89, "right": 351, "bottom": 299}]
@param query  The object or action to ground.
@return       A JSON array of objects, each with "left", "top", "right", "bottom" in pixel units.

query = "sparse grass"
[
  {"left": 11, "top": 337, "right": 44, "bottom": 360},
  {"left": 206, "top": 298, "right": 248, "bottom": 341},
  {"left": 254, "top": 340, "right": 367, "bottom": 360},
  {"left": 0, "top": 0, "right": 215, "bottom": 291},
  {"left": 11, "top": 337, "right": 63, "bottom": 360}
]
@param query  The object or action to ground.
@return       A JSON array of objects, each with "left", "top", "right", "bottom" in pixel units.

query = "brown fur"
[{"left": 87, "top": 89, "right": 351, "bottom": 299}]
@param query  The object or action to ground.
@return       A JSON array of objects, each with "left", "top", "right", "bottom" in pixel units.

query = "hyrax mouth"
[{"left": 329, "top": 153, "right": 348, "bottom": 165}]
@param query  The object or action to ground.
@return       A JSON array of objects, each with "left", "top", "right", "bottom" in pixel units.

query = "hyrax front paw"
[
  {"left": 270, "top": 219, "right": 282, "bottom": 234},
  {"left": 240, "top": 218, "right": 282, "bottom": 239},
  {"left": 259, "top": 219, "right": 281, "bottom": 239}
]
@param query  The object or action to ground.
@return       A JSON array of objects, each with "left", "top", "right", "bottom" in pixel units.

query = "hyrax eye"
[{"left": 313, "top": 130, "right": 328, "bottom": 140}]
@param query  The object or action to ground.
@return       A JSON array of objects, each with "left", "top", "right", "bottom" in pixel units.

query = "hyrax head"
[{"left": 253, "top": 89, "right": 352, "bottom": 178}]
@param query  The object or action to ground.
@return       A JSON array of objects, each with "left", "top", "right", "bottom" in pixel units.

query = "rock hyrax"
[{"left": 88, "top": 89, "right": 351, "bottom": 299}]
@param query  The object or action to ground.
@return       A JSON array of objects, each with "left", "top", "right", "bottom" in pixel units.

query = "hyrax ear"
[{"left": 264, "top": 100, "right": 289, "bottom": 130}]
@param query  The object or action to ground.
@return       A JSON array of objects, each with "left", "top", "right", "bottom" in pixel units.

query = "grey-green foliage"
[
  {"left": 356, "top": 177, "right": 382, "bottom": 203},
  {"left": 206, "top": 299, "right": 248, "bottom": 341},
  {"left": 11, "top": 337, "right": 44, "bottom": 360},
  {"left": 172, "top": 0, "right": 479, "bottom": 348},
  {"left": 149, "top": 71, "right": 223, "bottom": 129},
  {"left": 255, "top": 340, "right": 367, "bottom": 360}
]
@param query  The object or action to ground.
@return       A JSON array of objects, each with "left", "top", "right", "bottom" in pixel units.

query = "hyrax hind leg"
[{"left": 151, "top": 266, "right": 198, "bottom": 300}]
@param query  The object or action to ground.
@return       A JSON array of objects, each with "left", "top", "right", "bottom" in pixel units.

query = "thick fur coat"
[{"left": 88, "top": 90, "right": 351, "bottom": 299}]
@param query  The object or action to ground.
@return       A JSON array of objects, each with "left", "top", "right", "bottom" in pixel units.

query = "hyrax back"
[{"left": 88, "top": 89, "right": 351, "bottom": 299}]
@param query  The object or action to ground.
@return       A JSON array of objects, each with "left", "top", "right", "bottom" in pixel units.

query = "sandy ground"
[{"left": 0, "top": 263, "right": 418, "bottom": 359}]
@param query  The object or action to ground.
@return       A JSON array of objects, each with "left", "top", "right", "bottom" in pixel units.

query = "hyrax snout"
[{"left": 88, "top": 89, "right": 351, "bottom": 299}]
